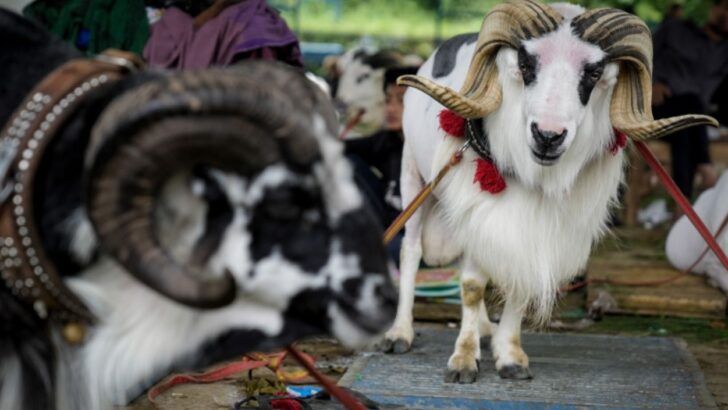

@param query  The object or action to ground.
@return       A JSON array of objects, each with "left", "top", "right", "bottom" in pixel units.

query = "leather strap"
[
  {"left": 0, "top": 50, "right": 143, "bottom": 332},
  {"left": 466, "top": 118, "right": 492, "bottom": 161}
]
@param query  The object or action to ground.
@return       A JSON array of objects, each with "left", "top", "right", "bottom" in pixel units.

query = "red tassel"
[
  {"left": 439, "top": 109, "right": 466, "bottom": 138},
  {"left": 474, "top": 158, "right": 506, "bottom": 193},
  {"left": 270, "top": 398, "right": 303, "bottom": 410},
  {"left": 609, "top": 128, "right": 628, "bottom": 155}
]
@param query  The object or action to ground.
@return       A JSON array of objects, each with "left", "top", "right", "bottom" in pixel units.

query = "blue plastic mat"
[{"left": 338, "top": 328, "right": 716, "bottom": 409}]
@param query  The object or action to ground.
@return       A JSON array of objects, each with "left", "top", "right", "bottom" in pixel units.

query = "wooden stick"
[{"left": 383, "top": 144, "right": 467, "bottom": 244}]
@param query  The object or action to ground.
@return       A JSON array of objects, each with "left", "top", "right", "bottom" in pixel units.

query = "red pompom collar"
[
  {"left": 473, "top": 158, "right": 506, "bottom": 193},
  {"left": 609, "top": 129, "right": 628, "bottom": 155},
  {"left": 438, "top": 109, "right": 467, "bottom": 138},
  {"left": 438, "top": 109, "right": 628, "bottom": 194}
]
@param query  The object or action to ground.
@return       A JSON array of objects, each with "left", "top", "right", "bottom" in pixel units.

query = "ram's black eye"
[
  {"left": 578, "top": 60, "right": 606, "bottom": 105},
  {"left": 356, "top": 73, "right": 370, "bottom": 84},
  {"left": 582, "top": 61, "right": 605, "bottom": 84},
  {"left": 588, "top": 68, "right": 603, "bottom": 82},
  {"left": 517, "top": 46, "right": 538, "bottom": 86}
]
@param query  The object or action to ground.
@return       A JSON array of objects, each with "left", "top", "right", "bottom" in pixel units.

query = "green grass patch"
[{"left": 580, "top": 315, "right": 728, "bottom": 345}]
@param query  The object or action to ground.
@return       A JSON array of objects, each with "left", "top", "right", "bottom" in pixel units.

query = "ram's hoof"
[
  {"left": 444, "top": 366, "right": 479, "bottom": 384},
  {"left": 445, "top": 356, "right": 479, "bottom": 383},
  {"left": 377, "top": 338, "right": 393, "bottom": 352},
  {"left": 392, "top": 338, "right": 411, "bottom": 354},
  {"left": 379, "top": 337, "right": 411, "bottom": 354},
  {"left": 498, "top": 364, "right": 532, "bottom": 380}
]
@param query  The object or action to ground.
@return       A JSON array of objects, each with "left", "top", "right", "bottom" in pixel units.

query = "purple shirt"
[{"left": 144, "top": 0, "right": 302, "bottom": 69}]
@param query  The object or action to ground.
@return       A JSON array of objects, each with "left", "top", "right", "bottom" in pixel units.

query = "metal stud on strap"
[
  {"left": 0, "top": 139, "right": 18, "bottom": 203},
  {"left": 94, "top": 52, "right": 143, "bottom": 73}
]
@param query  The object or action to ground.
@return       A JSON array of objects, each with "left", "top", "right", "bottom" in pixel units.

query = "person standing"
[{"left": 652, "top": 0, "right": 728, "bottom": 199}]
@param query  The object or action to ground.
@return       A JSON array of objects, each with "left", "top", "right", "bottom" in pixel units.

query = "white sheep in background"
[
  {"left": 380, "top": 0, "right": 716, "bottom": 382},
  {"left": 334, "top": 47, "right": 404, "bottom": 137},
  {"left": 667, "top": 171, "right": 728, "bottom": 293}
]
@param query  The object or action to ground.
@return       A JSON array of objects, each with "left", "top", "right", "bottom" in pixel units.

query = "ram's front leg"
[
  {"left": 491, "top": 298, "right": 532, "bottom": 379},
  {"left": 445, "top": 265, "right": 484, "bottom": 383},
  {"left": 380, "top": 144, "right": 423, "bottom": 354}
]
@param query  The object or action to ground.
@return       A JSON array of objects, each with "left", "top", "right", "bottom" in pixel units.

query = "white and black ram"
[
  {"left": 334, "top": 47, "right": 403, "bottom": 137},
  {"left": 381, "top": 0, "right": 716, "bottom": 383},
  {"left": 0, "top": 9, "right": 395, "bottom": 410}
]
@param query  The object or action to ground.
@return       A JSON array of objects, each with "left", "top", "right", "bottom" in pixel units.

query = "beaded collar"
[{"left": 0, "top": 50, "right": 142, "bottom": 343}]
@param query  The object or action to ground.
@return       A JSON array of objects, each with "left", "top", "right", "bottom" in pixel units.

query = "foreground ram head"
[
  {"left": 72, "top": 63, "right": 396, "bottom": 405},
  {"left": 0, "top": 9, "right": 395, "bottom": 407},
  {"left": 83, "top": 61, "right": 396, "bottom": 339}
]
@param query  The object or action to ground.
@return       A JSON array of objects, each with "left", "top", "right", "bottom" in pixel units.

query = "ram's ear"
[
  {"left": 497, "top": 48, "right": 521, "bottom": 81},
  {"left": 596, "top": 63, "right": 619, "bottom": 90}
]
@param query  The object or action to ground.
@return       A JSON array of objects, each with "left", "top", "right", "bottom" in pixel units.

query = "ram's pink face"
[{"left": 514, "top": 26, "right": 617, "bottom": 165}]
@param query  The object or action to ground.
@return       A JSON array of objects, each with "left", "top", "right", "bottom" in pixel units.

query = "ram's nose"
[{"left": 531, "top": 122, "right": 567, "bottom": 150}]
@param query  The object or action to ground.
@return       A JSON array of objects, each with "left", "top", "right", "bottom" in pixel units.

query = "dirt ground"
[
  {"left": 691, "top": 344, "right": 728, "bottom": 408},
  {"left": 124, "top": 227, "right": 728, "bottom": 409}
]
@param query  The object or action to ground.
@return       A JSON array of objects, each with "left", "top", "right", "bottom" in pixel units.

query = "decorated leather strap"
[{"left": 0, "top": 50, "right": 143, "bottom": 343}]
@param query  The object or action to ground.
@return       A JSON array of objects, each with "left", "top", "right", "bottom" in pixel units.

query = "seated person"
[{"left": 666, "top": 171, "right": 728, "bottom": 293}]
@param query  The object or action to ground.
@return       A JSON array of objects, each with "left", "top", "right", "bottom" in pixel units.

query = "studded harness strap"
[{"left": 0, "top": 50, "right": 143, "bottom": 342}]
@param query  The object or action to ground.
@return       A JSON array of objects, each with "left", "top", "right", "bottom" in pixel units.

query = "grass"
[
  {"left": 278, "top": 0, "right": 491, "bottom": 48},
  {"left": 580, "top": 315, "right": 728, "bottom": 345}
]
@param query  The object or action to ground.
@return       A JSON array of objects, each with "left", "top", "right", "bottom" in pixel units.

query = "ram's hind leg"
[
  {"left": 445, "top": 262, "right": 484, "bottom": 383},
  {"left": 491, "top": 298, "right": 532, "bottom": 379}
]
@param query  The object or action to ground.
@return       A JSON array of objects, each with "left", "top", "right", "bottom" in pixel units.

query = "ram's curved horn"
[
  {"left": 399, "top": 0, "right": 563, "bottom": 119},
  {"left": 572, "top": 8, "right": 717, "bottom": 140},
  {"left": 85, "top": 61, "right": 333, "bottom": 308}
]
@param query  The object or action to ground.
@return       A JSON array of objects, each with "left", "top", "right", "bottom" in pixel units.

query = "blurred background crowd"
[{"left": 2, "top": 0, "right": 727, "bottom": 284}]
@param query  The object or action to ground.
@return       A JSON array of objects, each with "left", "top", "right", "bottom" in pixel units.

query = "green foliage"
[
  {"left": 278, "top": 0, "right": 486, "bottom": 44},
  {"left": 277, "top": 0, "right": 715, "bottom": 54},
  {"left": 574, "top": 0, "right": 713, "bottom": 25}
]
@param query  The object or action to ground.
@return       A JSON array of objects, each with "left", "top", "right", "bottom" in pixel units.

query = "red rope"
[
  {"left": 287, "top": 346, "right": 367, "bottom": 410},
  {"left": 147, "top": 348, "right": 367, "bottom": 409},
  {"left": 147, "top": 357, "right": 269, "bottom": 402},
  {"left": 633, "top": 140, "right": 728, "bottom": 270}
]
